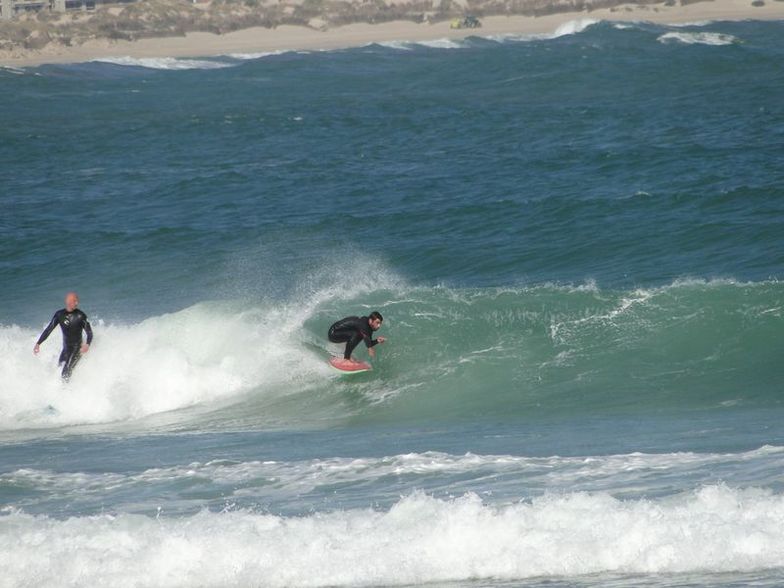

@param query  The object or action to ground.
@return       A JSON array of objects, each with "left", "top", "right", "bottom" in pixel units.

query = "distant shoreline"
[{"left": 2, "top": 0, "right": 783, "bottom": 68}]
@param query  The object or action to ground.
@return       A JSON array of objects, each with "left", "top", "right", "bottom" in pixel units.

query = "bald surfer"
[
  {"left": 34, "top": 292, "right": 93, "bottom": 380},
  {"left": 328, "top": 311, "right": 386, "bottom": 362}
]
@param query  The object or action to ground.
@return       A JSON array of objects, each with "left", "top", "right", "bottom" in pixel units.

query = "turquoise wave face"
[{"left": 304, "top": 279, "right": 784, "bottom": 424}]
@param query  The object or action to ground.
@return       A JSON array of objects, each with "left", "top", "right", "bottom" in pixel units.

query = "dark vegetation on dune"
[{"left": 0, "top": 0, "right": 706, "bottom": 52}]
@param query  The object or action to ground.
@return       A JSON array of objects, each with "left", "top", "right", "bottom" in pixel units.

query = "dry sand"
[{"left": 2, "top": 0, "right": 783, "bottom": 68}]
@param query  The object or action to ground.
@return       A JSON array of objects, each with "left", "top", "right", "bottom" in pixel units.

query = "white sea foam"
[
  {"left": 0, "top": 260, "right": 405, "bottom": 431},
  {"left": 482, "top": 32, "right": 535, "bottom": 43},
  {"left": 6, "top": 446, "right": 783, "bottom": 509},
  {"left": 2, "top": 486, "right": 784, "bottom": 586},
  {"left": 667, "top": 20, "right": 715, "bottom": 28},
  {"left": 0, "top": 303, "right": 329, "bottom": 430},
  {"left": 374, "top": 40, "right": 415, "bottom": 51},
  {"left": 374, "top": 19, "right": 601, "bottom": 52},
  {"left": 227, "top": 50, "right": 288, "bottom": 60},
  {"left": 485, "top": 18, "right": 599, "bottom": 44},
  {"left": 415, "top": 38, "right": 467, "bottom": 49},
  {"left": 657, "top": 31, "right": 739, "bottom": 46},
  {"left": 551, "top": 18, "right": 599, "bottom": 38},
  {"left": 93, "top": 56, "right": 234, "bottom": 70}
]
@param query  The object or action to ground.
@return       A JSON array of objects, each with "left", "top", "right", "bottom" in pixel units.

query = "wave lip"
[
  {"left": 3, "top": 486, "right": 784, "bottom": 587},
  {"left": 551, "top": 17, "right": 599, "bottom": 38}
]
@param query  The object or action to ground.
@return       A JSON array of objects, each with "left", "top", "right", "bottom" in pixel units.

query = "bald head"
[{"left": 64, "top": 292, "right": 79, "bottom": 312}]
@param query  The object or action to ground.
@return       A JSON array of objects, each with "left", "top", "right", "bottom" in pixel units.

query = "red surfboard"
[{"left": 329, "top": 357, "right": 372, "bottom": 374}]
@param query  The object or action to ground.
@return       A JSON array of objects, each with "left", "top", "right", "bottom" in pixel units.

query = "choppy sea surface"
[{"left": 2, "top": 18, "right": 784, "bottom": 587}]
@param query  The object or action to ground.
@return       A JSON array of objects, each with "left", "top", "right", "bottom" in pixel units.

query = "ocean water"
[{"left": 1, "top": 17, "right": 784, "bottom": 587}]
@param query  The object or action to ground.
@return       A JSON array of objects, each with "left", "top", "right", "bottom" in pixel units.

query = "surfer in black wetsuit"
[
  {"left": 328, "top": 311, "right": 386, "bottom": 362},
  {"left": 34, "top": 292, "right": 93, "bottom": 380}
]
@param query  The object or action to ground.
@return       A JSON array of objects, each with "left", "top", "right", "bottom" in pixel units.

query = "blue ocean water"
[{"left": 1, "top": 18, "right": 784, "bottom": 587}]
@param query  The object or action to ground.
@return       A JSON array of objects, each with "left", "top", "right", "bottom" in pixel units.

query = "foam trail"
[
  {"left": 5, "top": 447, "right": 784, "bottom": 518},
  {"left": 93, "top": 56, "right": 234, "bottom": 70},
  {"left": 227, "top": 50, "right": 288, "bottom": 60},
  {"left": 2, "top": 486, "right": 784, "bottom": 587},
  {"left": 4, "top": 445, "right": 782, "bottom": 494},
  {"left": 657, "top": 32, "right": 739, "bottom": 46},
  {"left": 415, "top": 38, "right": 467, "bottom": 49},
  {"left": 374, "top": 41, "right": 414, "bottom": 51},
  {"left": 667, "top": 20, "right": 715, "bottom": 28}
]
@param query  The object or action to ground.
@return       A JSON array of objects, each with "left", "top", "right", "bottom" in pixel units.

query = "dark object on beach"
[
  {"left": 450, "top": 15, "right": 481, "bottom": 29},
  {"left": 751, "top": 0, "right": 764, "bottom": 5}
]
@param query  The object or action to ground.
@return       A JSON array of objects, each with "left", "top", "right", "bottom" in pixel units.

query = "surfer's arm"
[
  {"left": 365, "top": 333, "right": 385, "bottom": 358},
  {"left": 36, "top": 312, "right": 59, "bottom": 346},
  {"left": 83, "top": 316, "right": 93, "bottom": 345}
]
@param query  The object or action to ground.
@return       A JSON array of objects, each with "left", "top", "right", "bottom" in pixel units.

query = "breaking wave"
[
  {"left": 1, "top": 277, "right": 781, "bottom": 433},
  {"left": 3, "top": 485, "right": 784, "bottom": 586}
]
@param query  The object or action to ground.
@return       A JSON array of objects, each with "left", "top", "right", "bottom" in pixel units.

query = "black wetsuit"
[
  {"left": 37, "top": 308, "right": 93, "bottom": 380},
  {"left": 328, "top": 316, "right": 379, "bottom": 360}
]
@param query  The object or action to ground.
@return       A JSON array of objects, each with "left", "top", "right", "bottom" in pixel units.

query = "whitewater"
[
  {"left": 2, "top": 17, "right": 784, "bottom": 588},
  {"left": 5, "top": 486, "right": 784, "bottom": 587}
]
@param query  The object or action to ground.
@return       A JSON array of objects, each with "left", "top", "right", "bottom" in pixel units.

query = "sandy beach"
[{"left": 1, "top": 0, "right": 783, "bottom": 67}]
